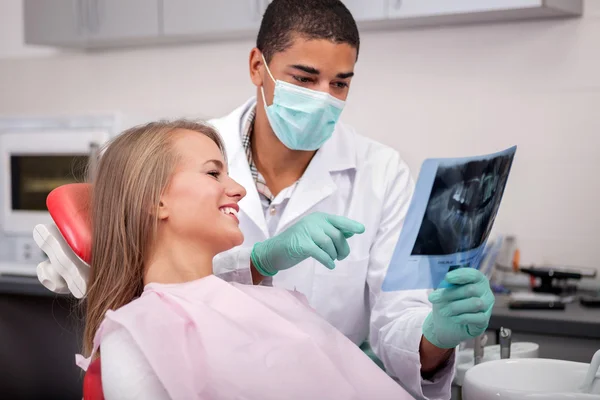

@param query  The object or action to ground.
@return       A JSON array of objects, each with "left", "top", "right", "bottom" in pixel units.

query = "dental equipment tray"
[{"left": 519, "top": 266, "right": 597, "bottom": 295}]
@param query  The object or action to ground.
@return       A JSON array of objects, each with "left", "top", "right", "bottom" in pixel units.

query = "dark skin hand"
[
  {"left": 420, "top": 336, "right": 454, "bottom": 378},
  {"left": 251, "top": 261, "right": 265, "bottom": 285}
]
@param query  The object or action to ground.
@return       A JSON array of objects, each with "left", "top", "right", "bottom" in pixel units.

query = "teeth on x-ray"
[
  {"left": 382, "top": 146, "right": 516, "bottom": 292},
  {"left": 411, "top": 155, "right": 513, "bottom": 257}
]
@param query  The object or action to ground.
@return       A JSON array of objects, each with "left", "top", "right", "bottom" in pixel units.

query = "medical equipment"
[
  {"left": 508, "top": 298, "right": 566, "bottom": 310},
  {"left": 454, "top": 335, "right": 539, "bottom": 388},
  {"left": 499, "top": 327, "right": 512, "bottom": 359},
  {"left": 34, "top": 183, "right": 92, "bottom": 298},
  {"left": 580, "top": 295, "right": 600, "bottom": 308},
  {"left": 473, "top": 333, "right": 487, "bottom": 365},
  {"left": 519, "top": 265, "right": 597, "bottom": 295},
  {"left": 33, "top": 183, "right": 100, "bottom": 399}
]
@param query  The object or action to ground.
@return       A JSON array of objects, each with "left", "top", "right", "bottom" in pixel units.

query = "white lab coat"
[{"left": 209, "top": 98, "right": 455, "bottom": 400}]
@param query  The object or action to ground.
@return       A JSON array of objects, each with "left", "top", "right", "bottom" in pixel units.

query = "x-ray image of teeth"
[
  {"left": 412, "top": 155, "right": 513, "bottom": 256},
  {"left": 382, "top": 146, "right": 516, "bottom": 292}
]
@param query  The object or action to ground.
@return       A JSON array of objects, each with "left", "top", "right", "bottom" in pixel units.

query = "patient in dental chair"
[{"left": 76, "top": 120, "right": 412, "bottom": 400}]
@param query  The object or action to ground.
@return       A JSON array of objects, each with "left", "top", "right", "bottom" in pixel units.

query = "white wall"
[{"left": 1, "top": 1, "right": 599, "bottom": 275}]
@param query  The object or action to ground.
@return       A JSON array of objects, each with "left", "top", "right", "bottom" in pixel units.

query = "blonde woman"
[{"left": 76, "top": 120, "right": 413, "bottom": 399}]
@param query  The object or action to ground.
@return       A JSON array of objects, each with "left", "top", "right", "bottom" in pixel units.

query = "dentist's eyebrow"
[
  {"left": 290, "top": 64, "right": 354, "bottom": 79},
  {"left": 290, "top": 64, "right": 320, "bottom": 75},
  {"left": 336, "top": 71, "right": 354, "bottom": 79}
]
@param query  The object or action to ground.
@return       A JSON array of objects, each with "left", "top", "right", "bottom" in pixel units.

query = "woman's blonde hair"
[{"left": 83, "top": 119, "right": 225, "bottom": 356}]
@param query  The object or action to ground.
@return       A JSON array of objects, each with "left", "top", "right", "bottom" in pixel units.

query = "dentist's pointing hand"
[{"left": 251, "top": 212, "right": 366, "bottom": 276}]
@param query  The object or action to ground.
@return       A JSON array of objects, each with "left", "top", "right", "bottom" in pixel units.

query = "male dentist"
[{"left": 210, "top": 1, "right": 494, "bottom": 399}]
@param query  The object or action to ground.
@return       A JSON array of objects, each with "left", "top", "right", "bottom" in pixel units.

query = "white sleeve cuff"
[
  {"left": 212, "top": 247, "right": 253, "bottom": 285},
  {"left": 374, "top": 308, "right": 455, "bottom": 400}
]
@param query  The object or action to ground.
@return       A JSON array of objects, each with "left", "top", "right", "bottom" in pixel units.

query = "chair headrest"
[{"left": 47, "top": 183, "right": 92, "bottom": 265}]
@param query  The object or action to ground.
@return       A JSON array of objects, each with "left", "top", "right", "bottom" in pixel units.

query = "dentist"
[{"left": 209, "top": 1, "right": 494, "bottom": 399}]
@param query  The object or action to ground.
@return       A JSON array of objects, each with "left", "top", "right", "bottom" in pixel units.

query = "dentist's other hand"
[
  {"left": 422, "top": 268, "right": 495, "bottom": 349},
  {"left": 251, "top": 212, "right": 365, "bottom": 276}
]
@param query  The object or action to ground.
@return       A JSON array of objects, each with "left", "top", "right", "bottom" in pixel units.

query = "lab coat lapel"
[
  {"left": 276, "top": 125, "right": 356, "bottom": 234},
  {"left": 277, "top": 150, "right": 337, "bottom": 233}
]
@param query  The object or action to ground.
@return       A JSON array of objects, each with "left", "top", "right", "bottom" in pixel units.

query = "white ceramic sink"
[
  {"left": 454, "top": 342, "right": 540, "bottom": 387},
  {"left": 463, "top": 358, "right": 600, "bottom": 400}
]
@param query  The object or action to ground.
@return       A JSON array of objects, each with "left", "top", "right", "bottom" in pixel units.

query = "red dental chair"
[{"left": 38, "top": 183, "right": 104, "bottom": 400}]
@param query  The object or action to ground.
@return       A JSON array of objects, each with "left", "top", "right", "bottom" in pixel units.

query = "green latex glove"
[
  {"left": 422, "top": 268, "right": 495, "bottom": 349},
  {"left": 251, "top": 212, "right": 365, "bottom": 276}
]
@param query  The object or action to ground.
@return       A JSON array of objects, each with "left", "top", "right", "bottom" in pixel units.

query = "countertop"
[
  {"left": 0, "top": 262, "right": 62, "bottom": 297},
  {"left": 489, "top": 294, "right": 600, "bottom": 340},
  {"left": 0, "top": 274, "right": 61, "bottom": 297}
]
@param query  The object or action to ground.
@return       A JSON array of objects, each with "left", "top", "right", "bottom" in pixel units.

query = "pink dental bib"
[{"left": 77, "top": 275, "right": 413, "bottom": 399}]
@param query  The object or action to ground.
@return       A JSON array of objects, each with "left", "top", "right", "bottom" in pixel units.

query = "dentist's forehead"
[{"left": 271, "top": 36, "right": 357, "bottom": 73}]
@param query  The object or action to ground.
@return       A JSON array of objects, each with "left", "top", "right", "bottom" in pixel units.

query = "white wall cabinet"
[
  {"left": 386, "top": 0, "right": 582, "bottom": 27},
  {"left": 389, "top": 0, "right": 543, "bottom": 18},
  {"left": 23, "top": 0, "right": 160, "bottom": 48},
  {"left": 163, "top": 0, "right": 267, "bottom": 39},
  {"left": 84, "top": 0, "right": 160, "bottom": 42},
  {"left": 342, "top": 0, "right": 387, "bottom": 22},
  {"left": 22, "top": 0, "right": 583, "bottom": 50},
  {"left": 23, "top": 0, "right": 86, "bottom": 47}
]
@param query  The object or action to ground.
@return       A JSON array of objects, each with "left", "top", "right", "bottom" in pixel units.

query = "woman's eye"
[{"left": 207, "top": 171, "right": 220, "bottom": 179}]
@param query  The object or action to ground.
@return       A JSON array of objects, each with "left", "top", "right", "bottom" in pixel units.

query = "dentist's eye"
[
  {"left": 293, "top": 75, "right": 313, "bottom": 84},
  {"left": 333, "top": 81, "right": 349, "bottom": 89}
]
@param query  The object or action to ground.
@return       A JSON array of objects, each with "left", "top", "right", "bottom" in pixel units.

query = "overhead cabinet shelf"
[{"left": 23, "top": 0, "right": 583, "bottom": 49}]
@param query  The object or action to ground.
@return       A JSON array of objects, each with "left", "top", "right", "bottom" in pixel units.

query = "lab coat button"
[{"left": 269, "top": 207, "right": 277, "bottom": 215}]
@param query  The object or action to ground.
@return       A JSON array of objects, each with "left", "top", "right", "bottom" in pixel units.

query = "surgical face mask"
[{"left": 260, "top": 55, "right": 345, "bottom": 151}]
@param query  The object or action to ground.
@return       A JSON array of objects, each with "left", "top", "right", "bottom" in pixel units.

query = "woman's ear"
[{"left": 157, "top": 199, "right": 169, "bottom": 220}]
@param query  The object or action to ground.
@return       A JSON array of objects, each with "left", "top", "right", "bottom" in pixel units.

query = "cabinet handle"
[
  {"left": 88, "top": 0, "right": 100, "bottom": 33},
  {"left": 75, "top": 0, "right": 86, "bottom": 34}
]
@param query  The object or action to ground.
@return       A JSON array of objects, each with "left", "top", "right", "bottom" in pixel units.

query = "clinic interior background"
[{"left": 1, "top": 0, "right": 599, "bottom": 280}]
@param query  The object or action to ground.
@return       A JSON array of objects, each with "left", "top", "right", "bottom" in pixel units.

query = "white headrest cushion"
[{"left": 33, "top": 223, "right": 90, "bottom": 299}]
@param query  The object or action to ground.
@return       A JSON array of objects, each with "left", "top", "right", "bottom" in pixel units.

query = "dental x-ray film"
[{"left": 382, "top": 146, "right": 517, "bottom": 291}]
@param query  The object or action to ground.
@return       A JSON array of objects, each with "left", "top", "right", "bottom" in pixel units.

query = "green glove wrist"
[{"left": 250, "top": 242, "right": 277, "bottom": 277}]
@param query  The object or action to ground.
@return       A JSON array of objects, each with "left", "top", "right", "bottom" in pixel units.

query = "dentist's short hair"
[{"left": 256, "top": 0, "right": 360, "bottom": 64}]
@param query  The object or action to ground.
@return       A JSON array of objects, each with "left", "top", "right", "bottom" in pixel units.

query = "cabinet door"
[
  {"left": 23, "top": 0, "right": 87, "bottom": 46},
  {"left": 342, "top": 0, "right": 387, "bottom": 21},
  {"left": 86, "top": 0, "right": 160, "bottom": 41},
  {"left": 388, "top": 0, "right": 542, "bottom": 18},
  {"left": 163, "top": 0, "right": 266, "bottom": 37}
]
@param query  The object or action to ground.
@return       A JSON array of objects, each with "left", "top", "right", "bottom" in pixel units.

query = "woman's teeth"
[{"left": 220, "top": 207, "right": 238, "bottom": 217}]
